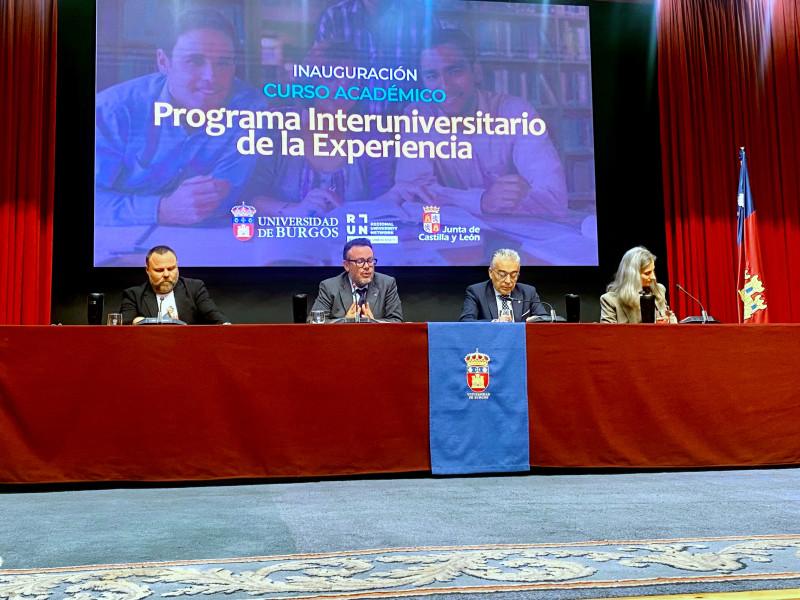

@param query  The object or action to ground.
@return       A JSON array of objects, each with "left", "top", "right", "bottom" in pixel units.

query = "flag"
[{"left": 736, "top": 148, "right": 768, "bottom": 323}]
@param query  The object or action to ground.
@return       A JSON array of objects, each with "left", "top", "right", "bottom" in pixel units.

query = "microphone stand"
[
  {"left": 511, "top": 298, "right": 565, "bottom": 323},
  {"left": 134, "top": 297, "right": 187, "bottom": 325},
  {"left": 353, "top": 290, "right": 361, "bottom": 323},
  {"left": 675, "top": 284, "right": 719, "bottom": 324}
]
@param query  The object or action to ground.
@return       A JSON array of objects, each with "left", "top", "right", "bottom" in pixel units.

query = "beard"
[
  {"left": 351, "top": 272, "right": 374, "bottom": 288},
  {"left": 153, "top": 279, "right": 176, "bottom": 294}
]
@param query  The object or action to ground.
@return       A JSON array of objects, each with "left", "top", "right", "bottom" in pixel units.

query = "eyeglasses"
[
  {"left": 346, "top": 257, "right": 378, "bottom": 267},
  {"left": 492, "top": 269, "right": 519, "bottom": 281}
]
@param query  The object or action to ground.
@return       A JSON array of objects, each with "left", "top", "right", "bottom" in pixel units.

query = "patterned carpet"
[{"left": 3, "top": 535, "right": 800, "bottom": 600}]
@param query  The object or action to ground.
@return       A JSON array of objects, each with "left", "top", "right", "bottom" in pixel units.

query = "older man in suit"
[
  {"left": 309, "top": 237, "right": 403, "bottom": 323},
  {"left": 120, "top": 245, "right": 228, "bottom": 324},
  {"left": 459, "top": 248, "right": 548, "bottom": 322}
]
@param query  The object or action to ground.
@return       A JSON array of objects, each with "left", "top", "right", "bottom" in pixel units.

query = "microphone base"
[
  {"left": 679, "top": 316, "right": 721, "bottom": 324},
  {"left": 135, "top": 317, "right": 188, "bottom": 325},
  {"left": 526, "top": 316, "right": 568, "bottom": 323}
]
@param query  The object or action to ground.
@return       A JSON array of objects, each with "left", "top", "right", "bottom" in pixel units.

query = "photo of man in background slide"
[
  {"left": 393, "top": 29, "right": 568, "bottom": 219},
  {"left": 95, "top": 8, "right": 264, "bottom": 230}
]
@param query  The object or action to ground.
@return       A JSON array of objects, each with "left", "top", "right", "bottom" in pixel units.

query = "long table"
[{"left": 1, "top": 324, "right": 799, "bottom": 484}]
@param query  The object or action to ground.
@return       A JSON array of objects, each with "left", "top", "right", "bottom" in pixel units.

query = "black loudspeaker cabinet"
[
  {"left": 639, "top": 294, "right": 655, "bottom": 323},
  {"left": 87, "top": 293, "right": 104, "bottom": 325},
  {"left": 292, "top": 293, "right": 308, "bottom": 323},
  {"left": 565, "top": 294, "right": 580, "bottom": 323}
]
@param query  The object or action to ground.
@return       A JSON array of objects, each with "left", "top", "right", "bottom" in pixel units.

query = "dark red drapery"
[
  {"left": 658, "top": 0, "right": 800, "bottom": 323},
  {"left": 0, "top": 0, "right": 56, "bottom": 324}
]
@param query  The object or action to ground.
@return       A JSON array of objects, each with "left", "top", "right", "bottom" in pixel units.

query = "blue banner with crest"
[{"left": 428, "top": 322, "right": 529, "bottom": 474}]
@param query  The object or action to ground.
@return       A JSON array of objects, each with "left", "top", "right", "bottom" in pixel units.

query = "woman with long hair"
[{"left": 601, "top": 246, "right": 676, "bottom": 323}]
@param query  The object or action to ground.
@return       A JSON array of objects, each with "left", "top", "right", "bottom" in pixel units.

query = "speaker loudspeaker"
[
  {"left": 565, "top": 294, "right": 580, "bottom": 323},
  {"left": 639, "top": 294, "right": 656, "bottom": 323},
  {"left": 87, "top": 293, "right": 104, "bottom": 325},
  {"left": 292, "top": 293, "right": 308, "bottom": 323}
]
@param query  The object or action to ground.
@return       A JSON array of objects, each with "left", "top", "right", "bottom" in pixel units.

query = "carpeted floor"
[{"left": 1, "top": 468, "right": 800, "bottom": 599}]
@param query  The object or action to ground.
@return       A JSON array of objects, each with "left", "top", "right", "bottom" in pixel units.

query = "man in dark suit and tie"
[
  {"left": 309, "top": 238, "right": 403, "bottom": 323},
  {"left": 459, "top": 248, "right": 548, "bottom": 322},
  {"left": 120, "top": 245, "right": 229, "bottom": 324}
]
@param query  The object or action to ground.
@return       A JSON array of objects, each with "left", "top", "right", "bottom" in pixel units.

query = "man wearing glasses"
[
  {"left": 308, "top": 238, "right": 404, "bottom": 323},
  {"left": 459, "top": 249, "right": 548, "bottom": 322}
]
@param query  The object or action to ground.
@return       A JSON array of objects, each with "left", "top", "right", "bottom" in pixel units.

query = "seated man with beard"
[{"left": 120, "top": 245, "right": 228, "bottom": 324}]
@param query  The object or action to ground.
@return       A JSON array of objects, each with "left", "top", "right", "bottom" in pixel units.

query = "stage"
[{"left": 1, "top": 324, "right": 798, "bottom": 483}]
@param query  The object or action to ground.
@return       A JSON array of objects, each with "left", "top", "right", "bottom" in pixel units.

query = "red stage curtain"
[
  {"left": 659, "top": 0, "right": 800, "bottom": 323},
  {"left": 0, "top": 0, "right": 57, "bottom": 324}
]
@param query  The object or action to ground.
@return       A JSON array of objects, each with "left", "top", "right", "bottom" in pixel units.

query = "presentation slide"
[{"left": 94, "top": 0, "right": 597, "bottom": 267}]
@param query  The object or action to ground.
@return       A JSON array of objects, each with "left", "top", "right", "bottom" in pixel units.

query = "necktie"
[
  {"left": 501, "top": 295, "right": 513, "bottom": 321},
  {"left": 356, "top": 288, "right": 367, "bottom": 306}
]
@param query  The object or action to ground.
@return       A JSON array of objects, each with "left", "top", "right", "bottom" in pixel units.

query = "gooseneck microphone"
[
  {"left": 135, "top": 295, "right": 186, "bottom": 325},
  {"left": 352, "top": 290, "right": 361, "bottom": 323},
  {"left": 507, "top": 297, "right": 562, "bottom": 322},
  {"left": 675, "top": 284, "right": 709, "bottom": 324}
]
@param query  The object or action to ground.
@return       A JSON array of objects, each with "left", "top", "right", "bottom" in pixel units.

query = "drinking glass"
[
  {"left": 310, "top": 310, "right": 325, "bottom": 324},
  {"left": 106, "top": 313, "right": 123, "bottom": 326}
]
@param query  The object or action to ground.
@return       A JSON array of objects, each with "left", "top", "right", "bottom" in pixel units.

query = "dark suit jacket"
[
  {"left": 459, "top": 280, "right": 548, "bottom": 322},
  {"left": 309, "top": 271, "right": 403, "bottom": 322},
  {"left": 120, "top": 277, "right": 228, "bottom": 325}
]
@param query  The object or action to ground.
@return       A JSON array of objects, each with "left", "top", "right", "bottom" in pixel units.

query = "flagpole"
[{"left": 737, "top": 147, "right": 745, "bottom": 324}]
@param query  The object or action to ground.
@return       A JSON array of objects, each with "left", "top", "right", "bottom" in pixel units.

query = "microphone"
[
  {"left": 675, "top": 284, "right": 719, "bottom": 324},
  {"left": 135, "top": 296, "right": 186, "bottom": 325},
  {"left": 507, "top": 297, "right": 564, "bottom": 323},
  {"left": 529, "top": 299, "right": 560, "bottom": 323},
  {"left": 352, "top": 290, "right": 361, "bottom": 323}
]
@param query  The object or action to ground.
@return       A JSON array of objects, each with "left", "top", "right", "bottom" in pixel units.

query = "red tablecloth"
[{"left": 1, "top": 324, "right": 798, "bottom": 483}]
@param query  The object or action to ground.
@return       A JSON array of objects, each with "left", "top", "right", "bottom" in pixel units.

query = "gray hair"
[
  {"left": 490, "top": 249, "right": 520, "bottom": 270},
  {"left": 606, "top": 246, "right": 665, "bottom": 309}
]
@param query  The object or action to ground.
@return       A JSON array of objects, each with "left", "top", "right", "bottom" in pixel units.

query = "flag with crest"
[{"left": 736, "top": 148, "right": 768, "bottom": 323}]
